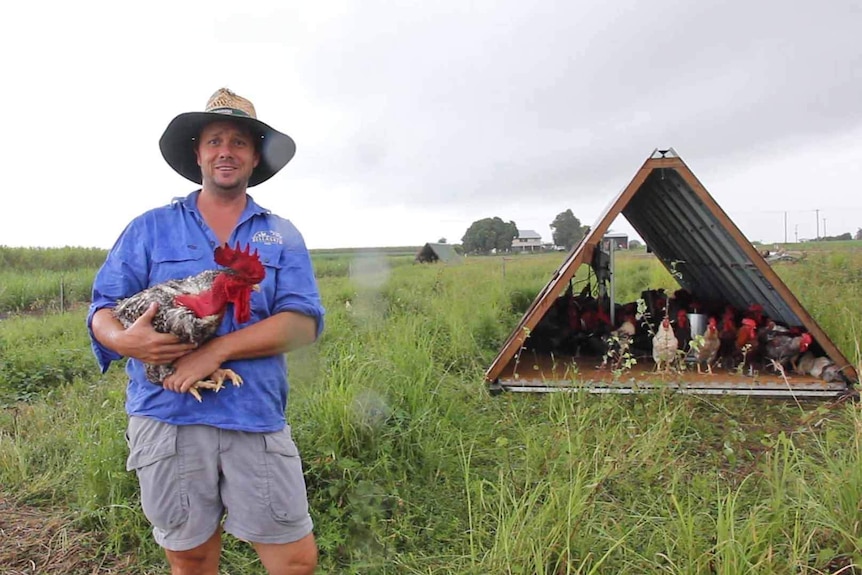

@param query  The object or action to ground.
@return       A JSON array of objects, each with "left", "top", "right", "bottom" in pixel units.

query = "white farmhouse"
[{"left": 513, "top": 229, "right": 543, "bottom": 252}]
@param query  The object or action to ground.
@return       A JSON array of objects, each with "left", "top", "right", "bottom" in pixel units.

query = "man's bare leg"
[
  {"left": 164, "top": 528, "right": 221, "bottom": 575},
  {"left": 253, "top": 533, "right": 318, "bottom": 575}
]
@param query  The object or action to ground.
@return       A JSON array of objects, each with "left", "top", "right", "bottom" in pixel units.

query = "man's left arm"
[{"left": 163, "top": 310, "right": 317, "bottom": 394}]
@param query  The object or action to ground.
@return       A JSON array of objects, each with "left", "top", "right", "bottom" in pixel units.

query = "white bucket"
[{"left": 688, "top": 313, "right": 708, "bottom": 337}]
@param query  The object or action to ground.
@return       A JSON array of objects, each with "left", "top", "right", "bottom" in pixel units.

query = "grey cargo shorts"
[{"left": 125, "top": 415, "right": 313, "bottom": 551}]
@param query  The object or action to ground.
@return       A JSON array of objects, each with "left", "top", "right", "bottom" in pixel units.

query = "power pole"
[
  {"left": 823, "top": 218, "right": 827, "bottom": 237},
  {"left": 815, "top": 209, "right": 820, "bottom": 239}
]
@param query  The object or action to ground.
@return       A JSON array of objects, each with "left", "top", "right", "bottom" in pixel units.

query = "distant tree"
[
  {"left": 549, "top": 209, "right": 587, "bottom": 249},
  {"left": 628, "top": 239, "right": 643, "bottom": 250},
  {"left": 461, "top": 217, "right": 518, "bottom": 254},
  {"left": 438, "top": 237, "right": 447, "bottom": 244},
  {"left": 856, "top": 228, "right": 862, "bottom": 240}
]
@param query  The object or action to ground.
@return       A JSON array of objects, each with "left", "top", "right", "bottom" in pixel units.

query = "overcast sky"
[{"left": 2, "top": 0, "right": 861, "bottom": 250}]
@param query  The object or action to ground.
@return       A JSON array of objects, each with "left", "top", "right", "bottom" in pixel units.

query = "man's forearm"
[
  {"left": 204, "top": 311, "right": 318, "bottom": 364},
  {"left": 91, "top": 307, "right": 129, "bottom": 355}
]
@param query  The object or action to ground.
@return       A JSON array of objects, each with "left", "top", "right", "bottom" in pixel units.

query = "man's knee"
[
  {"left": 164, "top": 529, "right": 221, "bottom": 575},
  {"left": 254, "top": 533, "right": 318, "bottom": 575}
]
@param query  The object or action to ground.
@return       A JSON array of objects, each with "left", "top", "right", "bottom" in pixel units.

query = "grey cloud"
[{"left": 288, "top": 0, "right": 862, "bottom": 211}]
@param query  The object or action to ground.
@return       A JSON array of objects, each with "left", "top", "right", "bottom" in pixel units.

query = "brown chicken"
[
  {"left": 113, "top": 243, "right": 265, "bottom": 401},
  {"left": 694, "top": 317, "right": 721, "bottom": 374},
  {"left": 652, "top": 316, "right": 679, "bottom": 373}
]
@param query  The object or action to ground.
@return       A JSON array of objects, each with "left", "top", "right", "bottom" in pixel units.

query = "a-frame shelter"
[
  {"left": 415, "top": 242, "right": 462, "bottom": 264},
  {"left": 485, "top": 149, "right": 858, "bottom": 397}
]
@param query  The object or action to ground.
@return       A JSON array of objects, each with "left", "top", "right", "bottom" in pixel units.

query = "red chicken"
[
  {"left": 113, "top": 243, "right": 265, "bottom": 401},
  {"left": 674, "top": 309, "right": 691, "bottom": 354},
  {"left": 718, "top": 312, "right": 737, "bottom": 369},
  {"left": 735, "top": 318, "right": 759, "bottom": 372}
]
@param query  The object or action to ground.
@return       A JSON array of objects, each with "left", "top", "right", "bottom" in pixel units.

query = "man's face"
[{"left": 195, "top": 120, "right": 261, "bottom": 195}]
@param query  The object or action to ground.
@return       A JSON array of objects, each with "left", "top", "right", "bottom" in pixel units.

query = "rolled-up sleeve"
[
  {"left": 273, "top": 220, "right": 325, "bottom": 339},
  {"left": 87, "top": 221, "right": 150, "bottom": 373}
]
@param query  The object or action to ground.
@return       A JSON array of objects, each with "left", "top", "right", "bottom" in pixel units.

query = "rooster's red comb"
[{"left": 214, "top": 242, "right": 265, "bottom": 282}]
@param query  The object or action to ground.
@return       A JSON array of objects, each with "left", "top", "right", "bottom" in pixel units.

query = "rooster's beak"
[{"left": 253, "top": 284, "right": 261, "bottom": 291}]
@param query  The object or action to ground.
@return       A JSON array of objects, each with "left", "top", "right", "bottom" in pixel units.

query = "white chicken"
[
  {"left": 652, "top": 316, "right": 679, "bottom": 373},
  {"left": 600, "top": 314, "right": 637, "bottom": 371}
]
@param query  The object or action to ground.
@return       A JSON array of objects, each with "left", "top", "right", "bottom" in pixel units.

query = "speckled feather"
[{"left": 113, "top": 270, "right": 225, "bottom": 384}]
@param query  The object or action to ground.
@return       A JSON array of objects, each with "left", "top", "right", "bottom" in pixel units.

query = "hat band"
[{"left": 207, "top": 107, "right": 253, "bottom": 118}]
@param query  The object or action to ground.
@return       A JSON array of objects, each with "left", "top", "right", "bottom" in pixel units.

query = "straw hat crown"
[
  {"left": 205, "top": 88, "right": 257, "bottom": 118},
  {"left": 159, "top": 88, "right": 296, "bottom": 187}
]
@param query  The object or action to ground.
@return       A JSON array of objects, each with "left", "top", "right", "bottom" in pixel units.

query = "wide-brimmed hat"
[{"left": 159, "top": 88, "right": 296, "bottom": 187}]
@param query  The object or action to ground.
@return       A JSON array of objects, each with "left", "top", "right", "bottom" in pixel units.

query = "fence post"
[{"left": 60, "top": 277, "right": 65, "bottom": 314}]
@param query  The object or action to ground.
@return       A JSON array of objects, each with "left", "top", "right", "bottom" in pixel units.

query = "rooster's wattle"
[{"left": 112, "top": 243, "right": 265, "bottom": 401}]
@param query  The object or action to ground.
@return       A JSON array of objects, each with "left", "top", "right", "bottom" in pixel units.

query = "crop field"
[{"left": 1, "top": 245, "right": 862, "bottom": 573}]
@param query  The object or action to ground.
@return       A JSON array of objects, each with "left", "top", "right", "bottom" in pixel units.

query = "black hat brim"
[{"left": 159, "top": 112, "right": 296, "bottom": 187}]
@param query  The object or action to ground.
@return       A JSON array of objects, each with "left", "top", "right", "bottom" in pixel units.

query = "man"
[{"left": 88, "top": 88, "right": 324, "bottom": 575}]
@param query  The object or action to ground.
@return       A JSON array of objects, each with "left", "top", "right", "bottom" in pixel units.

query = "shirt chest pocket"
[
  {"left": 248, "top": 247, "right": 283, "bottom": 318},
  {"left": 149, "top": 247, "right": 207, "bottom": 285}
]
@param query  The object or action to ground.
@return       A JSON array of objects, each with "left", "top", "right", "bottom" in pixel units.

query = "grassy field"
[{"left": 1, "top": 246, "right": 862, "bottom": 573}]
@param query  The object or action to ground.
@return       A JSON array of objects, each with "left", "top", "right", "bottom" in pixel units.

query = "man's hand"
[
  {"left": 93, "top": 303, "right": 197, "bottom": 364},
  {"left": 161, "top": 341, "right": 225, "bottom": 394}
]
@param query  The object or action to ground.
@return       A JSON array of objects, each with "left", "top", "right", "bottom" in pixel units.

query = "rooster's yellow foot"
[
  {"left": 183, "top": 370, "right": 244, "bottom": 402},
  {"left": 200, "top": 369, "right": 244, "bottom": 393}
]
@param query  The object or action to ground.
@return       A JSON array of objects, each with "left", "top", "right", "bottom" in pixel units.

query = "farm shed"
[
  {"left": 486, "top": 149, "right": 858, "bottom": 398},
  {"left": 415, "top": 242, "right": 461, "bottom": 263}
]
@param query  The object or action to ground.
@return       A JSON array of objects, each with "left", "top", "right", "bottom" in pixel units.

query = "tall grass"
[
  {"left": 0, "top": 246, "right": 107, "bottom": 271},
  {"left": 0, "top": 268, "right": 96, "bottom": 313},
  {"left": 0, "top": 249, "right": 861, "bottom": 573}
]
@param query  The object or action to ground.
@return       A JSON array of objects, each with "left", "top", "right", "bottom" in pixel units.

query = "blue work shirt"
[{"left": 87, "top": 191, "right": 325, "bottom": 432}]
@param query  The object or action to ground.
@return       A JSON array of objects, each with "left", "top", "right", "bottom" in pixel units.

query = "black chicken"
[
  {"left": 763, "top": 328, "right": 813, "bottom": 374},
  {"left": 113, "top": 243, "right": 265, "bottom": 401}
]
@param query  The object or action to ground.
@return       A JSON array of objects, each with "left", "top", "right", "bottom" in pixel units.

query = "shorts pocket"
[
  {"left": 262, "top": 428, "right": 309, "bottom": 524},
  {"left": 126, "top": 420, "right": 189, "bottom": 530}
]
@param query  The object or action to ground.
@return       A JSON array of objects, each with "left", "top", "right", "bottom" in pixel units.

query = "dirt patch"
[{"left": 0, "top": 495, "right": 137, "bottom": 575}]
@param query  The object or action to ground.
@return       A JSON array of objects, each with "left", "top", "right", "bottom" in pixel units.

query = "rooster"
[
  {"left": 763, "top": 331, "right": 813, "bottom": 374},
  {"left": 693, "top": 317, "right": 721, "bottom": 374},
  {"left": 652, "top": 316, "right": 679, "bottom": 373},
  {"left": 112, "top": 243, "right": 265, "bottom": 401}
]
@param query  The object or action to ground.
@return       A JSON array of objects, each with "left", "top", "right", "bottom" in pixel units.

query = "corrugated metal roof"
[
  {"left": 517, "top": 229, "right": 542, "bottom": 239},
  {"left": 622, "top": 164, "right": 802, "bottom": 326},
  {"left": 484, "top": 149, "right": 857, "bottom": 392}
]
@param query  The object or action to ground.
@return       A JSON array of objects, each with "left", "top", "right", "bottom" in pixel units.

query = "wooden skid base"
[{"left": 492, "top": 352, "right": 849, "bottom": 398}]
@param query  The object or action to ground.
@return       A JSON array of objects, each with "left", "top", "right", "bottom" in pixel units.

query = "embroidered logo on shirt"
[{"left": 252, "top": 230, "right": 284, "bottom": 245}]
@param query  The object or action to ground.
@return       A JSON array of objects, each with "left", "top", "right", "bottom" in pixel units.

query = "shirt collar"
[{"left": 170, "top": 190, "right": 272, "bottom": 219}]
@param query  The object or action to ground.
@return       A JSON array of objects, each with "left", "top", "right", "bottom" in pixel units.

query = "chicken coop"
[{"left": 485, "top": 149, "right": 858, "bottom": 398}]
